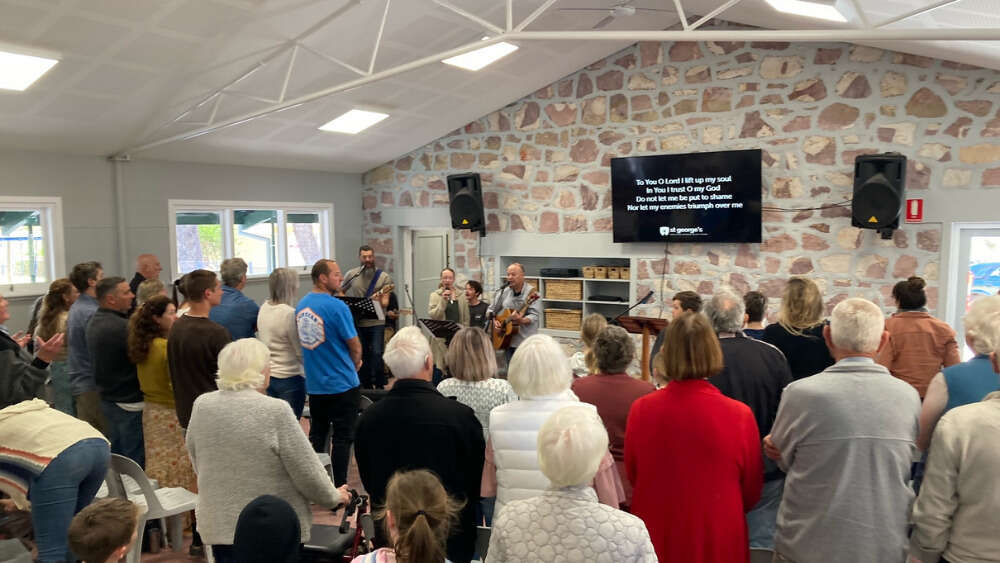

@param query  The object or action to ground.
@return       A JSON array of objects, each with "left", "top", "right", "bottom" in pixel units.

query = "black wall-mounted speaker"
[
  {"left": 851, "top": 153, "right": 906, "bottom": 239},
  {"left": 447, "top": 173, "right": 485, "bottom": 236}
]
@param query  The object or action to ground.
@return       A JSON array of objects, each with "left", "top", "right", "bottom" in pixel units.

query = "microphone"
[
  {"left": 487, "top": 281, "right": 510, "bottom": 318},
  {"left": 612, "top": 290, "right": 656, "bottom": 325}
]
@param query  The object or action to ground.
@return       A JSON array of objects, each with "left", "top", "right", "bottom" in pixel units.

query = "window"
[
  {"left": 168, "top": 200, "right": 333, "bottom": 280},
  {"left": 0, "top": 197, "right": 64, "bottom": 295},
  {"left": 947, "top": 223, "right": 1000, "bottom": 360}
]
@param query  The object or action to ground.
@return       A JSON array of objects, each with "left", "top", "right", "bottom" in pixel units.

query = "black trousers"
[{"left": 308, "top": 386, "right": 361, "bottom": 486}]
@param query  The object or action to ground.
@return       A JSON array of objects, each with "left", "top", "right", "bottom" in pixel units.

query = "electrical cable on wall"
[
  {"left": 761, "top": 199, "right": 852, "bottom": 212},
  {"left": 658, "top": 239, "right": 668, "bottom": 319}
]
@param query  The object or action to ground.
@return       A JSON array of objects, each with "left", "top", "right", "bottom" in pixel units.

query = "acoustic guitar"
[
  {"left": 491, "top": 291, "right": 540, "bottom": 350},
  {"left": 371, "top": 283, "right": 394, "bottom": 298}
]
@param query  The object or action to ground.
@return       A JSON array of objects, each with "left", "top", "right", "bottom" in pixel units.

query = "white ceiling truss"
[
  {"left": 115, "top": 0, "right": 1000, "bottom": 162},
  {"left": 1, "top": 0, "right": 997, "bottom": 173}
]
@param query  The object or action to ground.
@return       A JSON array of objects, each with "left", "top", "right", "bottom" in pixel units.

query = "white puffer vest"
[{"left": 488, "top": 390, "right": 593, "bottom": 516}]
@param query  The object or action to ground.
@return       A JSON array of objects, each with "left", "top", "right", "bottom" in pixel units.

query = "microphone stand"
[
  {"left": 341, "top": 269, "right": 363, "bottom": 292},
  {"left": 612, "top": 291, "right": 655, "bottom": 325},
  {"left": 486, "top": 282, "right": 509, "bottom": 320},
  {"left": 402, "top": 283, "right": 417, "bottom": 327}
]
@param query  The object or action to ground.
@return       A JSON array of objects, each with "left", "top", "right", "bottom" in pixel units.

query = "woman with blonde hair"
[
  {"left": 437, "top": 327, "right": 516, "bottom": 437},
  {"left": 258, "top": 267, "right": 305, "bottom": 418},
  {"left": 352, "top": 469, "right": 461, "bottom": 563},
  {"left": 569, "top": 313, "right": 607, "bottom": 377},
  {"left": 762, "top": 277, "right": 834, "bottom": 380},
  {"left": 625, "top": 313, "right": 762, "bottom": 562},
  {"left": 35, "top": 278, "right": 78, "bottom": 415},
  {"left": 878, "top": 276, "right": 959, "bottom": 398},
  {"left": 127, "top": 295, "right": 196, "bottom": 495},
  {"left": 437, "top": 326, "right": 516, "bottom": 526},
  {"left": 186, "top": 338, "right": 349, "bottom": 562}
]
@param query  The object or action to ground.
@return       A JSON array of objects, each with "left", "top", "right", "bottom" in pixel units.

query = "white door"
[
  {"left": 411, "top": 230, "right": 450, "bottom": 320},
  {"left": 949, "top": 224, "right": 1000, "bottom": 360}
]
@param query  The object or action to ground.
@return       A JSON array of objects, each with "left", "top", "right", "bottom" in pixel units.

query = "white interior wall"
[{"left": 0, "top": 149, "right": 363, "bottom": 327}]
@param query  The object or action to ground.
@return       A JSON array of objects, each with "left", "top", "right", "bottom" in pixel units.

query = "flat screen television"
[{"left": 610, "top": 148, "right": 762, "bottom": 243}]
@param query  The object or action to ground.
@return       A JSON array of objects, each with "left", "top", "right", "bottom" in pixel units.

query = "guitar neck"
[{"left": 512, "top": 293, "right": 538, "bottom": 317}]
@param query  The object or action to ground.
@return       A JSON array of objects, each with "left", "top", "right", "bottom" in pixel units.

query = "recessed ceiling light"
[
  {"left": 442, "top": 42, "right": 519, "bottom": 71},
  {"left": 318, "top": 109, "right": 389, "bottom": 134},
  {"left": 763, "top": 0, "right": 847, "bottom": 22},
  {"left": 0, "top": 50, "right": 58, "bottom": 91}
]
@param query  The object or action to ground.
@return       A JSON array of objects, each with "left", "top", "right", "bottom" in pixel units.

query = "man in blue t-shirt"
[{"left": 296, "top": 258, "right": 362, "bottom": 486}]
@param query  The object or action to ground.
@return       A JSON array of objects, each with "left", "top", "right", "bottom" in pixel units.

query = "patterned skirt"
[{"left": 142, "top": 402, "right": 198, "bottom": 493}]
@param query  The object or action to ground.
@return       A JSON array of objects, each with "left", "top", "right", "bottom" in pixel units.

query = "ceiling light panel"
[
  {"left": 319, "top": 109, "right": 390, "bottom": 134},
  {"left": 442, "top": 41, "right": 519, "bottom": 71},
  {"left": 0, "top": 50, "right": 58, "bottom": 91},
  {"left": 763, "top": 0, "right": 848, "bottom": 22}
]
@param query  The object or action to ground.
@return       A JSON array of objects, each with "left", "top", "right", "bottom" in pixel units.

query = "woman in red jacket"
[{"left": 625, "top": 313, "right": 762, "bottom": 563}]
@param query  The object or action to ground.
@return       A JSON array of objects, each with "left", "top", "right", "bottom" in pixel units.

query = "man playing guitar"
[
  {"left": 341, "top": 245, "right": 393, "bottom": 389},
  {"left": 489, "top": 263, "right": 542, "bottom": 365}
]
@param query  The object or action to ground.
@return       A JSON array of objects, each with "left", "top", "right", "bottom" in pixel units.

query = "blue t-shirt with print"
[{"left": 296, "top": 292, "right": 359, "bottom": 394}]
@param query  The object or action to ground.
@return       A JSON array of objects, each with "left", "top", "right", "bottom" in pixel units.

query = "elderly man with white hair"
[
  {"left": 488, "top": 405, "right": 657, "bottom": 563},
  {"left": 909, "top": 297, "right": 1000, "bottom": 563},
  {"left": 354, "top": 326, "right": 485, "bottom": 563},
  {"left": 483, "top": 334, "right": 623, "bottom": 516},
  {"left": 703, "top": 289, "right": 793, "bottom": 550},
  {"left": 186, "top": 338, "right": 349, "bottom": 562},
  {"left": 763, "top": 298, "right": 920, "bottom": 563}
]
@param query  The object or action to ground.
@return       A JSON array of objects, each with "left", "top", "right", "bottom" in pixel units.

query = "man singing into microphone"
[
  {"left": 427, "top": 268, "right": 468, "bottom": 381},
  {"left": 429, "top": 267, "right": 468, "bottom": 326},
  {"left": 489, "top": 263, "right": 542, "bottom": 365},
  {"left": 341, "top": 245, "right": 392, "bottom": 389}
]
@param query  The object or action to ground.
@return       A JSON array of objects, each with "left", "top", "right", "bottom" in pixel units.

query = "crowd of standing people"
[{"left": 2, "top": 239, "right": 1000, "bottom": 563}]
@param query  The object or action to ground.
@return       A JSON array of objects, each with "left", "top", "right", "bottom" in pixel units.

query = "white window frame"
[
  {"left": 0, "top": 196, "right": 65, "bottom": 297},
  {"left": 167, "top": 199, "right": 333, "bottom": 281}
]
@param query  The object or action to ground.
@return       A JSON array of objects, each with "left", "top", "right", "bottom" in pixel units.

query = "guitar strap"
[{"left": 364, "top": 269, "right": 383, "bottom": 298}]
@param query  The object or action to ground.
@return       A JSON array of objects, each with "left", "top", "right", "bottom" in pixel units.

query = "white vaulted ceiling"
[{"left": 0, "top": 0, "right": 998, "bottom": 173}]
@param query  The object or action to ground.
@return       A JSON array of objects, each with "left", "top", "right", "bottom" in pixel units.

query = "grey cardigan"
[
  {"left": 770, "top": 358, "right": 920, "bottom": 563},
  {"left": 186, "top": 389, "right": 342, "bottom": 545}
]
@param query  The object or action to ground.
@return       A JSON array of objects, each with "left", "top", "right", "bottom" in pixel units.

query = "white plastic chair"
[
  {"left": 104, "top": 454, "right": 197, "bottom": 563},
  {"left": 95, "top": 475, "right": 158, "bottom": 499}
]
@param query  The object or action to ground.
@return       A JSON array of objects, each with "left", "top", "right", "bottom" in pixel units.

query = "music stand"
[
  {"left": 419, "top": 319, "right": 462, "bottom": 344},
  {"left": 617, "top": 316, "right": 668, "bottom": 382},
  {"left": 335, "top": 296, "right": 384, "bottom": 323}
]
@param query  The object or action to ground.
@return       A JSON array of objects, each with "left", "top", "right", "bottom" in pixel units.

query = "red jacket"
[{"left": 625, "top": 379, "right": 762, "bottom": 563}]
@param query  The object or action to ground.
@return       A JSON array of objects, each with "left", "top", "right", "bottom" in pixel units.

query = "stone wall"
[{"left": 362, "top": 39, "right": 1000, "bottom": 318}]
